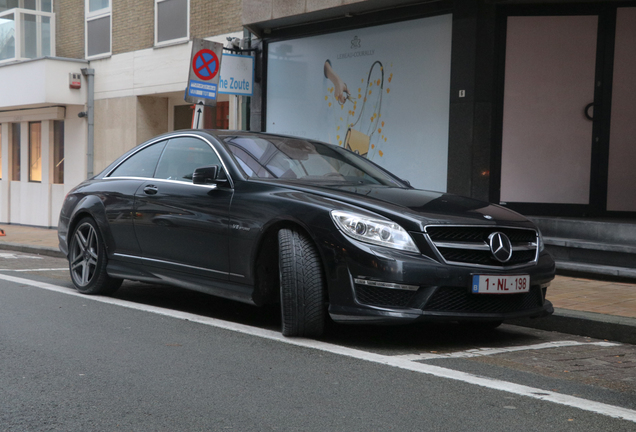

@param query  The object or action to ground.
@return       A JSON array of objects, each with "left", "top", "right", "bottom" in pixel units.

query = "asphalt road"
[{"left": 1, "top": 252, "right": 635, "bottom": 431}]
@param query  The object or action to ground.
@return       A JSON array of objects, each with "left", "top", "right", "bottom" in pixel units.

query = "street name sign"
[{"left": 219, "top": 53, "right": 254, "bottom": 96}]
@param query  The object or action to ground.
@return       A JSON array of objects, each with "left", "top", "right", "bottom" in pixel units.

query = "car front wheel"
[
  {"left": 69, "top": 217, "right": 122, "bottom": 295},
  {"left": 278, "top": 228, "right": 327, "bottom": 337}
]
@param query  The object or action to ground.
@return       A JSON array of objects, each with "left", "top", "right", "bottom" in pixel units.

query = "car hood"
[{"left": 262, "top": 180, "right": 531, "bottom": 230}]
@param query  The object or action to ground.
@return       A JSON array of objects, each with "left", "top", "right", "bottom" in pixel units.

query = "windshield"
[{"left": 222, "top": 135, "right": 406, "bottom": 187}]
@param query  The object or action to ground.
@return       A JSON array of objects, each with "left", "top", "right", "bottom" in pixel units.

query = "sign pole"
[
  {"left": 192, "top": 102, "right": 205, "bottom": 129},
  {"left": 185, "top": 38, "right": 223, "bottom": 129}
]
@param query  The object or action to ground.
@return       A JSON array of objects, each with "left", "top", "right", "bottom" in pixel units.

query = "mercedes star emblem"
[{"left": 488, "top": 232, "right": 512, "bottom": 263}]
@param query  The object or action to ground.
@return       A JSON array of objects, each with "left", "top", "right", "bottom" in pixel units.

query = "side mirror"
[{"left": 192, "top": 165, "right": 220, "bottom": 185}]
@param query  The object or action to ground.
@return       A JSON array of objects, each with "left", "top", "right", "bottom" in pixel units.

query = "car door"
[
  {"left": 133, "top": 135, "right": 233, "bottom": 281},
  {"left": 103, "top": 139, "right": 168, "bottom": 259}
]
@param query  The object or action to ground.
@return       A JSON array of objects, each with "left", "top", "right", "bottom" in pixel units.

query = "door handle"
[
  {"left": 143, "top": 185, "right": 158, "bottom": 195},
  {"left": 584, "top": 102, "right": 594, "bottom": 121}
]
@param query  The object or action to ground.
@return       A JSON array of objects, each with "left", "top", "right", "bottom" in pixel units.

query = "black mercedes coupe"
[{"left": 58, "top": 130, "right": 555, "bottom": 337}]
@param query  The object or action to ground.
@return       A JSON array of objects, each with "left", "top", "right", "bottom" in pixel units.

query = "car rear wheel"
[
  {"left": 278, "top": 228, "right": 327, "bottom": 337},
  {"left": 69, "top": 217, "right": 122, "bottom": 295}
]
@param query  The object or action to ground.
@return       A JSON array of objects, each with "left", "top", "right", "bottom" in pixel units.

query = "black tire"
[
  {"left": 68, "top": 217, "right": 122, "bottom": 295},
  {"left": 278, "top": 228, "right": 327, "bottom": 337}
]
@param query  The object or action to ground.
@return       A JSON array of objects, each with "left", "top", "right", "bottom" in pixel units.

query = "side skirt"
[{"left": 107, "top": 258, "right": 257, "bottom": 305}]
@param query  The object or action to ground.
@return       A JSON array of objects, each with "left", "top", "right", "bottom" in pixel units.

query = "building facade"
[
  {"left": 2, "top": 0, "right": 635, "bottom": 229},
  {"left": 242, "top": 0, "right": 636, "bottom": 219},
  {"left": 0, "top": 0, "right": 243, "bottom": 227}
]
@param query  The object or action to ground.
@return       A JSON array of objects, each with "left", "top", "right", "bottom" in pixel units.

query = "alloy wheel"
[{"left": 70, "top": 222, "right": 99, "bottom": 287}]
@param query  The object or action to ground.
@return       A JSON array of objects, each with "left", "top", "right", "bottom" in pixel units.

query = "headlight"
[
  {"left": 330, "top": 210, "right": 419, "bottom": 253},
  {"left": 537, "top": 227, "right": 546, "bottom": 252}
]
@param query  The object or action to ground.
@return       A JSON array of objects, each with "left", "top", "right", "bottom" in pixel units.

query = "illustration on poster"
[{"left": 323, "top": 59, "right": 389, "bottom": 158}]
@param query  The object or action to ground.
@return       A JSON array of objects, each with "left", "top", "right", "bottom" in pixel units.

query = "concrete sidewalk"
[{"left": 0, "top": 223, "right": 635, "bottom": 344}]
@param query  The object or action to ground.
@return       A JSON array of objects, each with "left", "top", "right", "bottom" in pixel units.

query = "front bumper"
[
  {"left": 321, "top": 235, "right": 556, "bottom": 325},
  {"left": 329, "top": 297, "right": 554, "bottom": 324}
]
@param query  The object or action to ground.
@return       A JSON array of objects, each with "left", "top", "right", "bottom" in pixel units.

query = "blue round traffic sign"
[{"left": 192, "top": 49, "right": 219, "bottom": 81}]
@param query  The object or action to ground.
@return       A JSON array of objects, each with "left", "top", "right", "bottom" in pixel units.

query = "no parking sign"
[{"left": 185, "top": 39, "right": 223, "bottom": 106}]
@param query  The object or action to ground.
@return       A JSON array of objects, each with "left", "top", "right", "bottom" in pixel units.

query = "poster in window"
[{"left": 267, "top": 15, "right": 452, "bottom": 191}]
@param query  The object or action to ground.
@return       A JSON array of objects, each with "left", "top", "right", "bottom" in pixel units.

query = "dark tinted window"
[
  {"left": 108, "top": 141, "right": 167, "bottom": 178},
  {"left": 154, "top": 137, "right": 221, "bottom": 182}
]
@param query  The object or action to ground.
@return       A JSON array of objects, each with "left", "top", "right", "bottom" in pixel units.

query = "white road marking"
[
  {"left": 0, "top": 253, "right": 43, "bottom": 259},
  {"left": 396, "top": 340, "right": 622, "bottom": 361},
  {"left": 1, "top": 272, "right": 635, "bottom": 423},
  {"left": 0, "top": 268, "right": 68, "bottom": 272}
]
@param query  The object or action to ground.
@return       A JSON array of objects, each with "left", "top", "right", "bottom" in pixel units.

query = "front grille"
[
  {"left": 354, "top": 285, "right": 416, "bottom": 308},
  {"left": 423, "top": 286, "right": 543, "bottom": 314},
  {"left": 425, "top": 226, "right": 538, "bottom": 268}
]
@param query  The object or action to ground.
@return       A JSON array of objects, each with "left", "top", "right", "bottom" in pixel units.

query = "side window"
[
  {"left": 154, "top": 137, "right": 221, "bottom": 182},
  {"left": 108, "top": 141, "right": 167, "bottom": 178}
]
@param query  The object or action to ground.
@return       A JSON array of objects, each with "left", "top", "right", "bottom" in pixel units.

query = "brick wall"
[
  {"left": 55, "top": 0, "right": 85, "bottom": 59},
  {"left": 112, "top": 0, "right": 154, "bottom": 55},
  {"left": 55, "top": 0, "right": 243, "bottom": 59},
  {"left": 191, "top": 0, "right": 243, "bottom": 39},
  {"left": 242, "top": 0, "right": 365, "bottom": 25}
]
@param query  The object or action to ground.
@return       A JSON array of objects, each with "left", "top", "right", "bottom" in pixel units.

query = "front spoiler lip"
[{"left": 329, "top": 300, "right": 554, "bottom": 324}]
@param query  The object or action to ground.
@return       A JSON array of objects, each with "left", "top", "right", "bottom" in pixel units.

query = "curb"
[
  {"left": 0, "top": 242, "right": 65, "bottom": 259},
  {"left": 509, "top": 308, "right": 636, "bottom": 345}
]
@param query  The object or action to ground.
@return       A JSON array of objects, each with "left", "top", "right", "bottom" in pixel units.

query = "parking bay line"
[
  {"left": 396, "top": 340, "right": 622, "bottom": 361},
  {"left": 0, "top": 268, "right": 69, "bottom": 272},
  {"left": 1, "top": 272, "right": 635, "bottom": 424}
]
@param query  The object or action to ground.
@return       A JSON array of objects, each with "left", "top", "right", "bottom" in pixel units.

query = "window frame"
[
  {"left": 154, "top": 136, "right": 221, "bottom": 183},
  {"left": 104, "top": 134, "right": 233, "bottom": 188},
  {"left": 10, "top": 123, "right": 20, "bottom": 181},
  {"left": 28, "top": 121, "right": 41, "bottom": 182},
  {"left": 84, "top": 0, "right": 111, "bottom": 59},
  {"left": 53, "top": 120, "right": 64, "bottom": 184},
  {"left": 154, "top": 0, "right": 189, "bottom": 48},
  {"left": 107, "top": 140, "right": 167, "bottom": 179}
]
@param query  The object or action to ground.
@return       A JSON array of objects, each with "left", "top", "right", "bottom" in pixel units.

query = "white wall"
[
  {"left": 63, "top": 105, "right": 89, "bottom": 187},
  {"left": 92, "top": 33, "right": 242, "bottom": 100},
  {"left": 0, "top": 58, "right": 88, "bottom": 110}
]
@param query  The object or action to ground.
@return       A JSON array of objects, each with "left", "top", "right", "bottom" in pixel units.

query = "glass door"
[
  {"left": 495, "top": 5, "right": 636, "bottom": 217},
  {"left": 499, "top": 14, "right": 598, "bottom": 210},
  {"left": 606, "top": 7, "right": 636, "bottom": 212}
]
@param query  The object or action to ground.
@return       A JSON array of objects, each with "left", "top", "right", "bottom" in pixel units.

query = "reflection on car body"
[{"left": 58, "top": 130, "right": 555, "bottom": 337}]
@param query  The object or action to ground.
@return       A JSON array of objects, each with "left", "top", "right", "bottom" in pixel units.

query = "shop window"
[
  {"left": 85, "top": 0, "right": 111, "bottom": 58},
  {"left": 28, "top": 121, "right": 41, "bottom": 182},
  {"left": 155, "top": 0, "right": 188, "bottom": 46},
  {"left": 53, "top": 120, "right": 64, "bottom": 184},
  {"left": 11, "top": 122, "right": 19, "bottom": 181}
]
